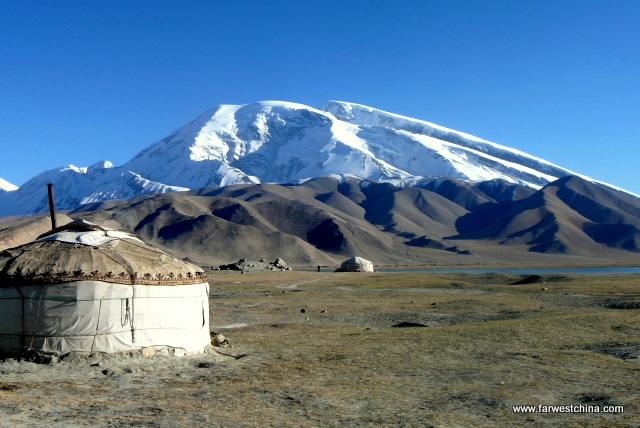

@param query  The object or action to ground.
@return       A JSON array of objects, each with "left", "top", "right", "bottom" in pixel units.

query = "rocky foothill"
[{"left": 213, "top": 257, "right": 291, "bottom": 272}]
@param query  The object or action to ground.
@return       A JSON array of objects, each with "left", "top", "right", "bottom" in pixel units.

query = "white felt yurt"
[
  {"left": 0, "top": 219, "right": 210, "bottom": 357},
  {"left": 336, "top": 256, "right": 374, "bottom": 272}
]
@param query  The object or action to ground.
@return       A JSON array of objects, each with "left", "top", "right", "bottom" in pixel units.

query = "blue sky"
[{"left": 1, "top": 1, "right": 639, "bottom": 194}]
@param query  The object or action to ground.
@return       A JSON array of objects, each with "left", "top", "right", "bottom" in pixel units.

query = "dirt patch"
[
  {"left": 604, "top": 298, "right": 640, "bottom": 309},
  {"left": 510, "top": 274, "right": 544, "bottom": 284},
  {"left": 587, "top": 344, "right": 640, "bottom": 360}
]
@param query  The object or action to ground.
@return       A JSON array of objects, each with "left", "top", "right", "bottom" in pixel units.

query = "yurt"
[
  {"left": 0, "top": 219, "right": 211, "bottom": 357},
  {"left": 336, "top": 256, "right": 374, "bottom": 272}
]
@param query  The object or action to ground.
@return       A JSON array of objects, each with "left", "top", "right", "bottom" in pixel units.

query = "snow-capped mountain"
[
  {"left": 0, "top": 177, "right": 17, "bottom": 192},
  {"left": 0, "top": 100, "right": 623, "bottom": 216},
  {"left": 0, "top": 162, "right": 187, "bottom": 215},
  {"left": 124, "top": 100, "right": 574, "bottom": 190}
]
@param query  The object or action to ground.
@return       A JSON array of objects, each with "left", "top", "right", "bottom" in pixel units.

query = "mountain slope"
[
  {"left": 1, "top": 175, "right": 631, "bottom": 267},
  {"left": 0, "top": 162, "right": 187, "bottom": 216},
  {"left": 451, "top": 176, "right": 640, "bottom": 254},
  {"left": 322, "top": 101, "right": 572, "bottom": 187},
  {"left": 0, "top": 100, "right": 627, "bottom": 216},
  {"left": 124, "top": 100, "right": 587, "bottom": 190},
  {"left": 1, "top": 175, "right": 639, "bottom": 265}
]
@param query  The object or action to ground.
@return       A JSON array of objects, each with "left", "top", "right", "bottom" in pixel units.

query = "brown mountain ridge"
[{"left": 1, "top": 175, "right": 639, "bottom": 267}]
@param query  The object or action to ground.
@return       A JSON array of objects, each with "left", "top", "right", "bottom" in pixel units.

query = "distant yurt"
[
  {"left": 336, "top": 256, "right": 375, "bottom": 272},
  {"left": 0, "top": 219, "right": 210, "bottom": 357}
]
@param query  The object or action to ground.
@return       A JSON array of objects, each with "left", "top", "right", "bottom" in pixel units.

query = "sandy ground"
[{"left": 1, "top": 270, "right": 639, "bottom": 427}]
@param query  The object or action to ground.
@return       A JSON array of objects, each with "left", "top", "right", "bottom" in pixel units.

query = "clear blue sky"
[{"left": 1, "top": 1, "right": 639, "bottom": 194}]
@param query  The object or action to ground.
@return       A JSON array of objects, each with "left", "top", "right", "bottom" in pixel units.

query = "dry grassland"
[{"left": 1, "top": 270, "right": 639, "bottom": 427}]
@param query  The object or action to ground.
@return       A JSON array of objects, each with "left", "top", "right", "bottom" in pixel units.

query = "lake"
[
  {"left": 376, "top": 266, "right": 640, "bottom": 274},
  {"left": 314, "top": 266, "right": 640, "bottom": 274}
]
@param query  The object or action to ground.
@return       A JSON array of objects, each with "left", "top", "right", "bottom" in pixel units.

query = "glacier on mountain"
[{"left": 0, "top": 100, "right": 623, "bottom": 216}]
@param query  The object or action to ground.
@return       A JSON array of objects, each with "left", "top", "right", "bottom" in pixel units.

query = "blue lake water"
[
  {"left": 316, "top": 266, "right": 640, "bottom": 274},
  {"left": 376, "top": 266, "right": 640, "bottom": 274}
]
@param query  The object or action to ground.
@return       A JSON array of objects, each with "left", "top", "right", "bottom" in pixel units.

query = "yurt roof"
[
  {"left": 0, "top": 219, "right": 207, "bottom": 286},
  {"left": 342, "top": 256, "right": 372, "bottom": 265}
]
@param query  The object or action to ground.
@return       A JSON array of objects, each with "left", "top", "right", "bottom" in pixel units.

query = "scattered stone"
[
  {"left": 218, "top": 257, "right": 292, "bottom": 272},
  {"left": 210, "top": 332, "right": 230, "bottom": 347},
  {"left": 273, "top": 257, "right": 288, "bottom": 269},
  {"left": 141, "top": 347, "right": 156, "bottom": 358}
]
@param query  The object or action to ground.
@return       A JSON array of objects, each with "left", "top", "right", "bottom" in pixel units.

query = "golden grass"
[
  {"left": 0, "top": 270, "right": 638, "bottom": 427},
  {"left": 206, "top": 270, "right": 640, "bottom": 427}
]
